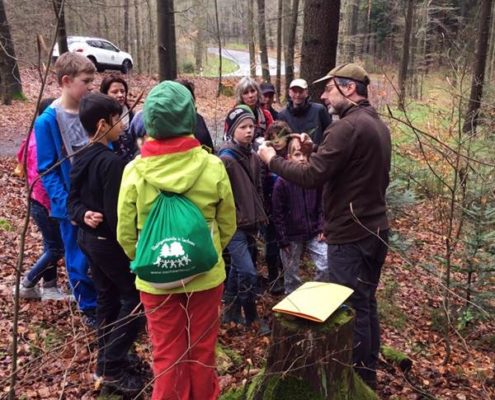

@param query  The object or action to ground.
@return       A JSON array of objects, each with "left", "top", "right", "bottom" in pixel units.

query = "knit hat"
[
  {"left": 224, "top": 106, "right": 255, "bottom": 139},
  {"left": 143, "top": 81, "right": 196, "bottom": 139},
  {"left": 313, "top": 63, "right": 370, "bottom": 85}
]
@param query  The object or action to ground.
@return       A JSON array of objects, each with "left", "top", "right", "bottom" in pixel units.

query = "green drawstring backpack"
[{"left": 131, "top": 192, "right": 218, "bottom": 289}]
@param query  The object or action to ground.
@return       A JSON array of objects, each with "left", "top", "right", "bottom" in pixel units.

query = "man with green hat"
[{"left": 258, "top": 63, "right": 391, "bottom": 390}]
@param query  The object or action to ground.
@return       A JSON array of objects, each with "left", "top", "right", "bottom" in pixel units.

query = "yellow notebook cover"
[{"left": 272, "top": 281, "right": 354, "bottom": 322}]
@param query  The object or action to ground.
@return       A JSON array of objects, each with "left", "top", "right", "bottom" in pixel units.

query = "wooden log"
[{"left": 248, "top": 307, "right": 378, "bottom": 400}]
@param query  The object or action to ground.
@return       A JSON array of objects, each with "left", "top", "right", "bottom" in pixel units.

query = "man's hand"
[
  {"left": 84, "top": 210, "right": 104, "bottom": 228},
  {"left": 289, "top": 133, "right": 314, "bottom": 157},
  {"left": 317, "top": 232, "right": 326, "bottom": 242},
  {"left": 257, "top": 142, "right": 277, "bottom": 165}
]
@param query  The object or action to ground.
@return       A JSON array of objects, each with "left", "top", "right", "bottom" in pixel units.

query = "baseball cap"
[
  {"left": 289, "top": 78, "right": 308, "bottom": 89},
  {"left": 313, "top": 63, "right": 370, "bottom": 85},
  {"left": 260, "top": 82, "right": 276, "bottom": 95}
]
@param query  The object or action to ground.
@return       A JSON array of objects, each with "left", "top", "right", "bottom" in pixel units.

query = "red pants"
[{"left": 141, "top": 284, "right": 223, "bottom": 400}]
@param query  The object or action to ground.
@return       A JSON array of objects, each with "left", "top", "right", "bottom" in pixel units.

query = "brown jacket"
[
  {"left": 219, "top": 142, "right": 268, "bottom": 232},
  {"left": 269, "top": 100, "right": 391, "bottom": 244}
]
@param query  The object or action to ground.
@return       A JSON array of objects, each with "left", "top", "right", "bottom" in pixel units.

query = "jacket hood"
[
  {"left": 144, "top": 81, "right": 197, "bottom": 139},
  {"left": 133, "top": 136, "right": 209, "bottom": 193},
  {"left": 70, "top": 143, "right": 108, "bottom": 189}
]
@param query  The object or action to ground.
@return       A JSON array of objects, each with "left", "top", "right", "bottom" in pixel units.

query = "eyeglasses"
[
  {"left": 324, "top": 81, "right": 353, "bottom": 93},
  {"left": 324, "top": 83, "right": 337, "bottom": 92}
]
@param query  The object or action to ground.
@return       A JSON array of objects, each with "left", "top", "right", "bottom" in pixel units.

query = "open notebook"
[{"left": 272, "top": 282, "right": 354, "bottom": 323}]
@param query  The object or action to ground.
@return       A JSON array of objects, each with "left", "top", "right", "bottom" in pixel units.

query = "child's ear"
[
  {"left": 96, "top": 118, "right": 108, "bottom": 134},
  {"left": 61, "top": 75, "right": 73, "bottom": 86}
]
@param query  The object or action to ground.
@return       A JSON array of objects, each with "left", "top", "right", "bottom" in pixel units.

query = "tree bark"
[
  {"left": 0, "top": 0, "right": 23, "bottom": 105},
  {"left": 284, "top": 0, "right": 299, "bottom": 97},
  {"left": 134, "top": 0, "right": 142, "bottom": 73},
  {"left": 248, "top": 0, "right": 256, "bottom": 78},
  {"left": 463, "top": 0, "right": 493, "bottom": 133},
  {"left": 157, "top": 0, "right": 177, "bottom": 81},
  {"left": 398, "top": 0, "right": 414, "bottom": 109},
  {"left": 123, "top": 0, "right": 130, "bottom": 51},
  {"left": 276, "top": 0, "right": 283, "bottom": 100},
  {"left": 257, "top": 0, "right": 270, "bottom": 82},
  {"left": 300, "top": 0, "right": 341, "bottom": 100},
  {"left": 251, "top": 308, "right": 377, "bottom": 399},
  {"left": 214, "top": 0, "right": 222, "bottom": 96},
  {"left": 193, "top": 0, "right": 205, "bottom": 74},
  {"left": 52, "top": 0, "right": 68, "bottom": 55}
]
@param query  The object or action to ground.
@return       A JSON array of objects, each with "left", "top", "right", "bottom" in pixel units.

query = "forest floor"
[{"left": 0, "top": 69, "right": 493, "bottom": 399}]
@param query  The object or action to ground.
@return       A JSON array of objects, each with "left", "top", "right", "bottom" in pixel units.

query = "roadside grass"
[{"left": 178, "top": 49, "right": 238, "bottom": 77}]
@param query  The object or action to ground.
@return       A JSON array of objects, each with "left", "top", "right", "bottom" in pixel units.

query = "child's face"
[
  {"left": 241, "top": 87, "right": 258, "bottom": 108},
  {"left": 107, "top": 82, "right": 127, "bottom": 106},
  {"left": 106, "top": 114, "right": 124, "bottom": 142},
  {"left": 233, "top": 118, "right": 254, "bottom": 146},
  {"left": 288, "top": 141, "right": 307, "bottom": 164},
  {"left": 268, "top": 132, "right": 288, "bottom": 151},
  {"left": 64, "top": 72, "right": 95, "bottom": 102}
]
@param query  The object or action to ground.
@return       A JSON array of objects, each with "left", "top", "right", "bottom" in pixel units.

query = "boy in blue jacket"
[{"left": 35, "top": 52, "right": 97, "bottom": 323}]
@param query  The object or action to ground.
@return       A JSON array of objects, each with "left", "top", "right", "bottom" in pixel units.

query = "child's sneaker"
[
  {"left": 13, "top": 284, "right": 41, "bottom": 299},
  {"left": 41, "top": 287, "right": 71, "bottom": 301}
]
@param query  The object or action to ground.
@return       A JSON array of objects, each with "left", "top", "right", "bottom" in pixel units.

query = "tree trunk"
[
  {"left": 300, "top": 0, "right": 341, "bottom": 100},
  {"left": 0, "top": 0, "right": 23, "bottom": 105},
  {"left": 123, "top": 0, "right": 130, "bottom": 51},
  {"left": 348, "top": 0, "right": 360, "bottom": 60},
  {"left": 193, "top": 0, "right": 205, "bottom": 74},
  {"left": 157, "top": 0, "right": 177, "bottom": 81},
  {"left": 248, "top": 0, "right": 256, "bottom": 78},
  {"left": 214, "top": 0, "right": 222, "bottom": 96},
  {"left": 285, "top": 0, "right": 299, "bottom": 97},
  {"left": 257, "top": 0, "right": 270, "bottom": 82},
  {"left": 276, "top": 0, "right": 283, "bottom": 100},
  {"left": 463, "top": 0, "right": 493, "bottom": 133},
  {"left": 398, "top": 0, "right": 414, "bottom": 109},
  {"left": 134, "top": 0, "right": 142, "bottom": 73},
  {"left": 251, "top": 308, "right": 378, "bottom": 399},
  {"left": 53, "top": 0, "right": 68, "bottom": 55}
]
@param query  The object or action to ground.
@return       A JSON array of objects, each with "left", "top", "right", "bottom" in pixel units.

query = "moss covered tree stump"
[{"left": 248, "top": 307, "right": 378, "bottom": 400}]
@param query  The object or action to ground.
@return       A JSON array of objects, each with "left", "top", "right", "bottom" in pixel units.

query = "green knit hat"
[{"left": 143, "top": 81, "right": 196, "bottom": 139}]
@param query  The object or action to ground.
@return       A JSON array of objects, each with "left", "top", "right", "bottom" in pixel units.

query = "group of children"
[{"left": 16, "top": 51, "right": 329, "bottom": 398}]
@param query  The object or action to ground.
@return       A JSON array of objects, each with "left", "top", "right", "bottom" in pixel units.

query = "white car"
[{"left": 52, "top": 36, "right": 133, "bottom": 73}]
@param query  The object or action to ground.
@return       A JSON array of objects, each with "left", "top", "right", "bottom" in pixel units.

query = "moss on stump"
[{"left": 247, "top": 307, "right": 378, "bottom": 400}]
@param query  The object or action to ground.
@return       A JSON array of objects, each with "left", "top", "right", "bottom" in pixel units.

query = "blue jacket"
[{"left": 34, "top": 106, "right": 72, "bottom": 220}]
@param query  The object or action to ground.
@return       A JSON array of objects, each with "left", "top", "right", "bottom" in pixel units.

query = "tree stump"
[{"left": 248, "top": 307, "right": 378, "bottom": 400}]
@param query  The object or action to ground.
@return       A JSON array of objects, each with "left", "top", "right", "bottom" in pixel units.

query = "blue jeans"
[
  {"left": 225, "top": 230, "right": 258, "bottom": 324},
  {"left": 24, "top": 200, "right": 64, "bottom": 287},
  {"left": 59, "top": 219, "right": 97, "bottom": 312},
  {"left": 327, "top": 230, "right": 389, "bottom": 389}
]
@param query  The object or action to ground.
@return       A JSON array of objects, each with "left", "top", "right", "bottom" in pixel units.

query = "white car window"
[{"left": 101, "top": 41, "right": 119, "bottom": 52}]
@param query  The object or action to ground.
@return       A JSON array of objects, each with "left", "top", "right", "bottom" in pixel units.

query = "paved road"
[{"left": 207, "top": 47, "right": 291, "bottom": 77}]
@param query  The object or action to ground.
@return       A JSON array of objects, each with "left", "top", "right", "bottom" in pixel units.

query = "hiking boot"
[
  {"left": 41, "top": 287, "right": 71, "bottom": 301},
  {"left": 102, "top": 371, "right": 144, "bottom": 394},
  {"left": 14, "top": 284, "right": 41, "bottom": 299}
]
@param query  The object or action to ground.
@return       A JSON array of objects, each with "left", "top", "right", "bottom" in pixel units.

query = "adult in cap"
[
  {"left": 278, "top": 78, "right": 332, "bottom": 145},
  {"left": 260, "top": 82, "right": 279, "bottom": 120},
  {"left": 258, "top": 63, "right": 391, "bottom": 390}
]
